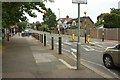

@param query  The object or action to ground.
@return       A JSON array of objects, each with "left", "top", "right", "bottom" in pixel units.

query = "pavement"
[{"left": 2, "top": 34, "right": 110, "bottom": 79}]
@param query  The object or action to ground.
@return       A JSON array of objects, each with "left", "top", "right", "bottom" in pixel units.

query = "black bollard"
[
  {"left": 44, "top": 34, "right": 46, "bottom": 46},
  {"left": 38, "top": 34, "right": 39, "bottom": 40},
  {"left": 58, "top": 37, "right": 62, "bottom": 54},
  {"left": 51, "top": 37, "right": 54, "bottom": 50},
  {"left": 40, "top": 34, "right": 41, "bottom": 42},
  {"left": 41, "top": 34, "right": 43, "bottom": 43},
  {"left": 85, "top": 33, "right": 87, "bottom": 43}
]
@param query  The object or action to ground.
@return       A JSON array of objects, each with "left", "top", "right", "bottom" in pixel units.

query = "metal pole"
[
  {"left": 84, "top": 12, "right": 87, "bottom": 43},
  {"left": 58, "top": 8, "right": 60, "bottom": 19},
  {"left": 77, "top": 3, "right": 81, "bottom": 70}
]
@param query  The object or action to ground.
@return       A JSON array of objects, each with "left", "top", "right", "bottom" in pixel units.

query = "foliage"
[
  {"left": 95, "top": 8, "right": 120, "bottom": 28},
  {"left": 2, "top": 2, "right": 47, "bottom": 28},
  {"left": 17, "top": 21, "right": 27, "bottom": 32},
  {"left": 35, "top": 21, "right": 42, "bottom": 30},
  {"left": 43, "top": 8, "right": 57, "bottom": 30}
]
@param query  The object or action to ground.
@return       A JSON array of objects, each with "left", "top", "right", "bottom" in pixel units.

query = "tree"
[
  {"left": 17, "top": 21, "right": 27, "bottom": 32},
  {"left": 43, "top": 8, "right": 57, "bottom": 30},
  {"left": 35, "top": 21, "right": 42, "bottom": 30},
  {"left": 2, "top": 2, "right": 52, "bottom": 28},
  {"left": 95, "top": 8, "right": 120, "bottom": 28}
]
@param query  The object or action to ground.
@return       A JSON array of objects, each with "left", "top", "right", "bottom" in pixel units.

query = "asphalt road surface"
[{"left": 31, "top": 30, "right": 120, "bottom": 78}]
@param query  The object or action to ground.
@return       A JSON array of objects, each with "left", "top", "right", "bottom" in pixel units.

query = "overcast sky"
[{"left": 26, "top": 0, "right": 119, "bottom": 23}]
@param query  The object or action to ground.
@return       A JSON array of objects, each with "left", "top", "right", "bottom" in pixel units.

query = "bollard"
[
  {"left": 58, "top": 37, "right": 62, "bottom": 54},
  {"left": 85, "top": 33, "right": 87, "bottom": 43},
  {"left": 7, "top": 33, "right": 9, "bottom": 41},
  {"left": 51, "top": 37, "right": 54, "bottom": 50},
  {"left": 44, "top": 34, "right": 46, "bottom": 46},
  {"left": 40, "top": 34, "right": 41, "bottom": 42},
  {"left": 72, "top": 33, "right": 75, "bottom": 41},
  {"left": 102, "top": 33, "right": 104, "bottom": 42},
  {"left": 38, "top": 34, "right": 39, "bottom": 40},
  {"left": 87, "top": 34, "right": 90, "bottom": 43},
  {"left": 41, "top": 34, "right": 43, "bottom": 43}
]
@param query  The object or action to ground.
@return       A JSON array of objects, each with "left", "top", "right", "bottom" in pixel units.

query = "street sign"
[{"left": 72, "top": 0, "right": 87, "bottom": 4}]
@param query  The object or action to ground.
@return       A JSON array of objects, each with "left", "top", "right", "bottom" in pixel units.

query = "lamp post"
[
  {"left": 58, "top": 8, "right": 60, "bottom": 19},
  {"left": 72, "top": 0, "right": 87, "bottom": 70},
  {"left": 58, "top": 8, "right": 61, "bottom": 35},
  {"left": 84, "top": 11, "right": 87, "bottom": 43},
  {"left": 102, "top": 20, "right": 104, "bottom": 42}
]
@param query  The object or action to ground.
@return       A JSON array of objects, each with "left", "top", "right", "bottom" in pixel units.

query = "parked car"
[
  {"left": 21, "top": 29, "right": 31, "bottom": 37},
  {"left": 103, "top": 44, "right": 120, "bottom": 68}
]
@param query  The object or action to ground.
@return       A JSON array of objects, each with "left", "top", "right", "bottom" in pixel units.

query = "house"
[
  {"left": 57, "top": 16, "right": 96, "bottom": 35},
  {"left": 57, "top": 16, "right": 73, "bottom": 29},
  {"left": 67, "top": 16, "right": 96, "bottom": 29}
]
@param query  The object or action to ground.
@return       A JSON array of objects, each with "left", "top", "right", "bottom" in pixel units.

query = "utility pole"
[
  {"left": 72, "top": 0, "right": 87, "bottom": 70},
  {"left": 77, "top": 3, "right": 81, "bottom": 70},
  {"left": 58, "top": 8, "right": 60, "bottom": 35},
  {"left": 84, "top": 11, "right": 87, "bottom": 43}
]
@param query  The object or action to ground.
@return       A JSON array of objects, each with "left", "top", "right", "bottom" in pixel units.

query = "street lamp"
[
  {"left": 58, "top": 8, "right": 61, "bottom": 35},
  {"left": 102, "top": 20, "right": 104, "bottom": 42},
  {"left": 58, "top": 8, "right": 60, "bottom": 19},
  {"left": 84, "top": 11, "right": 87, "bottom": 43}
]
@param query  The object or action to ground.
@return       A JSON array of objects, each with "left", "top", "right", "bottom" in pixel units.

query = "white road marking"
[
  {"left": 86, "top": 45, "right": 95, "bottom": 50},
  {"left": 66, "top": 53, "right": 119, "bottom": 78},
  {"left": 71, "top": 52, "right": 77, "bottom": 58},
  {"left": 81, "top": 59, "right": 119, "bottom": 78},
  {"left": 56, "top": 42, "right": 63, "bottom": 45},
  {"left": 83, "top": 47, "right": 90, "bottom": 51},
  {"left": 97, "top": 44, "right": 103, "bottom": 48},
  {"left": 64, "top": 42, "right": 72, "bottom": 45},
  {"left": 71, "top": 48, "right": 77, "bottom": 52},
  {"left": 59, "top": 59, "right": 76, "bottom": 69},
  {"left": 62, "top": 48, "right": 71, "bottom": 53}
]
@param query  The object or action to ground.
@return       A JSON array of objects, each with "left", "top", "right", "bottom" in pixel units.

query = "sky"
[{"left": 26, "top": 0, "right": 119, "bottom": 23}]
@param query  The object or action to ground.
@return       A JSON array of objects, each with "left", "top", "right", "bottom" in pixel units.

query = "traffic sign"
[{"left": 72, "top": 0, "right": 87, "bottom": 4}]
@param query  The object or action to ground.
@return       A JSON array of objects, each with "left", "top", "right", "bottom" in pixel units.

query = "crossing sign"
[{"left": 72, "top": 0, "right": 87, "bottom": 4}]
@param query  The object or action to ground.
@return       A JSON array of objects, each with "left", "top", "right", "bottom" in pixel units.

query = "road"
[{"left": 31, "top": 30, "right": 120, "bottom": 78}]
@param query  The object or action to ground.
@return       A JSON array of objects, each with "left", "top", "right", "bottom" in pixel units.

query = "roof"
[
  {"left": 58, "top": 18, "right": 73, "bottom": 23},
  {"left": 67, "top": 16, "right": 94, "bottom": 24}
]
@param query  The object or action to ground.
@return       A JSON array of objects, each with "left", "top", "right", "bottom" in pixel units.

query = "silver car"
[{"left": 103, "top": 44, "right": 120, "bottom": 68}]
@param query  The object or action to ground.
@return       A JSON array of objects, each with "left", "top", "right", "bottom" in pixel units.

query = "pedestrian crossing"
[
  {"left": 63, "top": 41, "right": 105, "bottom": 52},
  {"left": 46, "top": 40, "right": 105, "bottom": 53}
]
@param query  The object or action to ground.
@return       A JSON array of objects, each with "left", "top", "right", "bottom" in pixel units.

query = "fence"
[{"left": 65, "top": 28, "right": 120, "bottom": 41}]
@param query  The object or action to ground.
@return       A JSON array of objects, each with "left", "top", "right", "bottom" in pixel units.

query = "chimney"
[{"left": 66, "top": 15, "right": 69, "bottom": 19}]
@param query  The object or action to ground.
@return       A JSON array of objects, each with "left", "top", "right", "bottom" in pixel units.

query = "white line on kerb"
[{"left": 59, "top": 59, "right": 76, "bottom": 69}]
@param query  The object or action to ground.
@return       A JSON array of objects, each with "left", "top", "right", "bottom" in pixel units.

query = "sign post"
[{"left": 72, "top": 0, "right": 87, "bottom": 70}]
